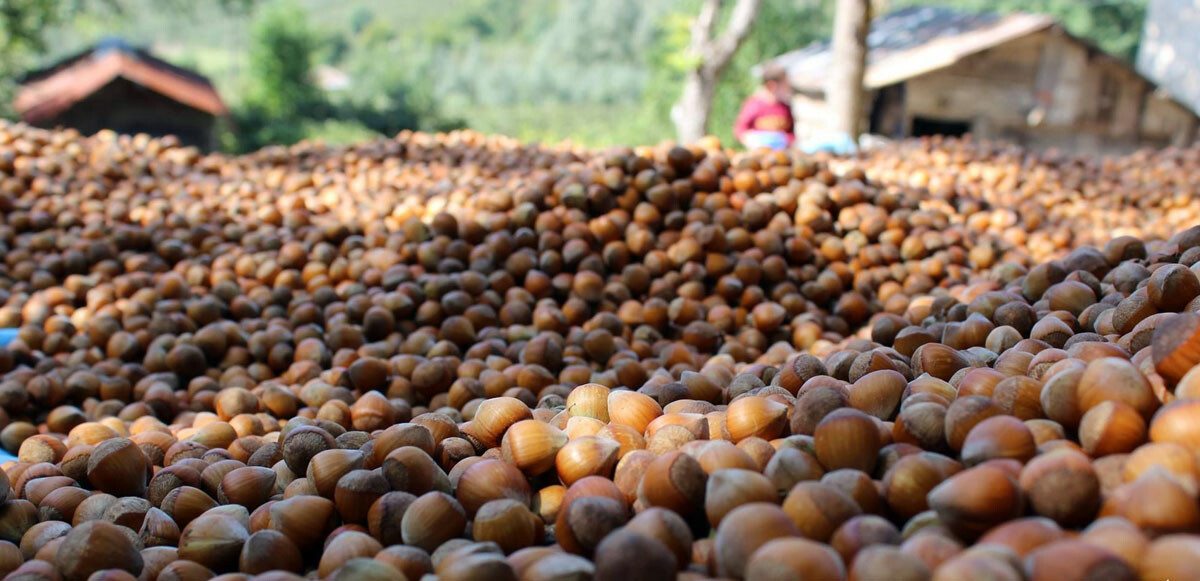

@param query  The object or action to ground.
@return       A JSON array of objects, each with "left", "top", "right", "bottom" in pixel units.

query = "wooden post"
[
  {"left": 1177, "top": 114, "right": 1198, "bottom": 147},
  {"left": 827, "top": 0, "right": 871, "bottom": 144}
]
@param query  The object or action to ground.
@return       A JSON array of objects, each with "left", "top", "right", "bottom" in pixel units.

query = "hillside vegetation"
[{"left": 27, "top": 0, "right": 1147, "bottom": 149}]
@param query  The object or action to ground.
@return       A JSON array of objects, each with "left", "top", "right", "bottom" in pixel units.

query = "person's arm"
[{"left": 733, "top": 97, "right": 761, "bottom": 143}]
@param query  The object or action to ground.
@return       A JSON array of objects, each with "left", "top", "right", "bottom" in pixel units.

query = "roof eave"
[
  {"left": 769, "top": 12, "right": 1058, "bottom": 93},
  {"left": 14, "top": 50, "right": 229, "bottom": 122}
]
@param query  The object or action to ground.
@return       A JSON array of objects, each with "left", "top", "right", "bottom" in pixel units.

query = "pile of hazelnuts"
[{"left": 0, "top": 122, "right": 1199, "bottom": 580}]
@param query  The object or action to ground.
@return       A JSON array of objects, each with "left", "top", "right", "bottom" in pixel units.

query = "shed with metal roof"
[{"left": 763, "top": 7, "right": 1199, "bottom": 153}]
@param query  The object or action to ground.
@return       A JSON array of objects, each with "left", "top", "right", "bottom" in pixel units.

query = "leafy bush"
[{"left": 225, "top": 1, "right": 460, "bottom": 153}]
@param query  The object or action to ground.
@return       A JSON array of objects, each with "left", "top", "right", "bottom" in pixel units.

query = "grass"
[
  {"left": 449, "top": 102, "right": 676, "bottom": 148},
  {"left": 299, "top": 118, "right": 383, "bottom": 145}
]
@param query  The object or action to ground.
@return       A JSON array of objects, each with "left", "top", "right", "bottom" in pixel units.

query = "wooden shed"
[
  {"left": 765, "top": 7, "right": 1200, "bottom": 153},
  {"left": 14, "top": 39, "right": 228, "bottom": 151}
]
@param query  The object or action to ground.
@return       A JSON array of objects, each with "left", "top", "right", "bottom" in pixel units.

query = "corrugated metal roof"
[
  {"left": 767, "top": 6, "right": 1055, "bottom": 92},
  {"left": 15, "top": 40, "right": 228, "bottom": 124}
]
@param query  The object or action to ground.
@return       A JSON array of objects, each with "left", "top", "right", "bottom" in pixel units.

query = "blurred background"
[{"left": 0, "top": 0, "right": 1183, "bottom": 153}]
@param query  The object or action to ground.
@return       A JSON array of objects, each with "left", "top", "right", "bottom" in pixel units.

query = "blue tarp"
[
  {"left": 0, "top": 329, "right": 16, "bottom": 461},
  {"left": 800, "top": 133, "right": 859, "bottom": 156}
]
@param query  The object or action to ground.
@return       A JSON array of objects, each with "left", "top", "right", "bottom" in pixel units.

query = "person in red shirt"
[{"left": 734, "top": 63, "right": 795, "bottom": 150}]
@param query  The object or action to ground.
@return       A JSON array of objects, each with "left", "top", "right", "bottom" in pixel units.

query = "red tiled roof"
[{"left": 15, "top": 49, "right": 228, "bottom": 124}]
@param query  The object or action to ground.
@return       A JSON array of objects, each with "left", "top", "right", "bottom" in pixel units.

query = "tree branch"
[
  {"left": 690, "top": 0, "right": 721, "bottom": 52},
  {"left": 703, "top": 0, "right": 763, "bottom": 76}
]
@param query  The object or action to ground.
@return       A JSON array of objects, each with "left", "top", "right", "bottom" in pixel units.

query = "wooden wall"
[
  {"left": 1143, "top": 93, "right": 1199, "bottom": 145},
  {"left": 42, "top": 77, "right": 218, "bottom": 151},
  {"left": 903, "top": 32, "right": 1045, "bottom": 137}
]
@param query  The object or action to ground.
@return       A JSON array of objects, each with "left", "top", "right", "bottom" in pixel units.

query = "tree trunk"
[
  {"left": 828, "top": 0, "right": 871, "bottom": 143},
  {"left": 671, "top": 0, "right": 763, "bottom": 144},
  {"left": 675, "top": 70, "right": 716, "bottom": 144}
]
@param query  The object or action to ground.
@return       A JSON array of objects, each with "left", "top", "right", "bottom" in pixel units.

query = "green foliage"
[
  {"left": 2, "top": 0, "right": 253, "bottom": 68},
  {"left": 297, "top": 118, "right": 380, "bottom": 146},
  {"left": 226, "top": 2, "right": 323, "bottom": 151},
  {"left": 640, "top": 9, "right": 697, "bottom": 141},
  {"left": 227, "top": 1, "right": 461, "bottom": 153},
  {"left": 456, "top": 102, "right": 655, "bottom": 146},
  {"left": 0, "top": 0, "right": 68, "bottom": 55},
  {"left": 417, "top": 0, "right": 672, "bottom": 109},
  {"left": 432, "top": 0, "right": 550, "bottom": 44},
  {"left": 349, "top": 7, "right": 373, "bottom": 35},
  {"left": 245, "top": 2, "right": 324, "bottom": 119},
  {"left": 0, "top": 1, "right": 73, "bottom": 116}
]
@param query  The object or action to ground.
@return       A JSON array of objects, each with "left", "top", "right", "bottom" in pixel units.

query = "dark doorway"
[
  {"left": 911, "top": 116, "right": 971, "bottom": 137},
  {"left": 869, "top": 84, "right": 907, "bottom": 139}
]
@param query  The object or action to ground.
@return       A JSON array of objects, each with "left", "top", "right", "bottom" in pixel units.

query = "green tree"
[
  {"left": 225, "top": 2, "right": 324, "bottom": 150},
  {"left": 0, "top": 2, "right": 80, "bottom": 116},
  {"left": 228, "top": 1, "right": 460, "bottom": 152},
  {"left": 0, "top": 0, "right": 66, "bottom": 56},
  {"left": 645, "top": 0, "right": 833, "bottom": 147},
  {"left": 245, "top": 2, "right": 324, "bottom": 119},
  {"left": 337, "top": 16, "right": 462, "bottom": 135},
  {"left": 349, "top": 6, "right": 373, "bottom": 35}
]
